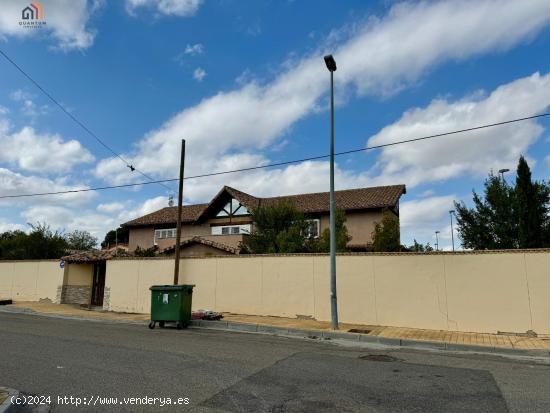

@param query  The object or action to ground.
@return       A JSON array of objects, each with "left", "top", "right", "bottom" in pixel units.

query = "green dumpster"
[{"left": 148, "top": 284, "right": 195, "bottom": 330}]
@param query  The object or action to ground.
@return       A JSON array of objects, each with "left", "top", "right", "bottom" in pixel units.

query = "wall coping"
[
  {"left": 0, "top": 259, "right": 61, "bottom": 263},
  {"left": 109, "top": 248, "right": 550, "bottom": 261}
]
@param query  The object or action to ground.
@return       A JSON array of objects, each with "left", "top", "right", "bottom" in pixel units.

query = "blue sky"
[{"left": 1, "top": 0, "right": 550, "bottom": 249}]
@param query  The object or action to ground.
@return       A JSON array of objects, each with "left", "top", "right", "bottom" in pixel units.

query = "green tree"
[
  {"left": 242, "top": 200, "right": 310, "bottom": 253},
  {"left": 101, "top": 226, "right": 129, "bottom": 249},
  {"left": 315, "top": 209, "right": 352, "bottom": 252},
  {"left": 455, "top": 156, "right": 550, "bottom": 250},
  {"left": 455, "top": 173, "right": 517, "bottom": 250},
  {"left": 65, "top": 230, "right": 97, "bottom": 250},
  {"left": 0, "top": 223, "right": 69, "bottom": 260},
  {"left": 515, "top": 156, "right": 550, "bottom": 248},
  {"left": 408, "top": 239, "right": 434, "bottom": 252},
  {"left": 133, "top": 246, "right": 157, "bottom": 257},
  {"left": 371, "top": 211, "right": 401, "bottom": 252}
]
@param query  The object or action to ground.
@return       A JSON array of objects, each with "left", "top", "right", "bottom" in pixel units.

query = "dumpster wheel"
[{"left": 148, "top": 321, "right": 156, "bottom": 329}]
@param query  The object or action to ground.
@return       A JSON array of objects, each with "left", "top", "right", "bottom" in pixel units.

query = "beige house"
[{"left": 124, "top": 185, "right": 406, "bottom": 256}]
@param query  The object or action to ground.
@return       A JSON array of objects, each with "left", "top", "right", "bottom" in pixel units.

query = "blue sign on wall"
[{"left": 59, "top": 260, "right": 65, "bottom": 269}]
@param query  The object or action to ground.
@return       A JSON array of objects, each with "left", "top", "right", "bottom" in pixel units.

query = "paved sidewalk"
[
  {"left": 223, "top": 314, "right": 550, "bottom": 351},
  {"left": 5, "top": 302, "right": 550, "bottom": 351},
  {"left": 6, "top": 301, "right": 149, "bottom": 323}
]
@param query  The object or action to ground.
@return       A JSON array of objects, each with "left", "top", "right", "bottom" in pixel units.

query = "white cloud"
[
  {"left": 0, "top": 0, "right": 103, "bottom": 51},
  {"left": 118, "top": 196, "right": 168, "bottom": 223},
  {"left": 17, "top": 195, "right": 168, "bottom": 240},
  {"left": 21, "top": 205, "right": 115, "bottom": 239},
  {"left": 400, "top": 195, "right": 457, "bottom": 249},
  {"left": 192, "top": 67, "right": 206, "bottom": 82},
  {"left": 367, "top": 72, "right": 550, "bottom": 187},
  {"left": 0, "top": 168, "right": 96, "bottom": 208},
  {"left": 95, "top": 0, "right": 550, "bottom": 192},
  {"left": 10, "top": 90, "right": 48, "bottom": 119},
  {"left": 184, "top": 43, "right": 204, "bottom": 55},
  {"left": 0, "top": 220, "right": 25, "bottom": 233},
  {"left": 96, "top": 202, "right": 126, "bottom": 214},
  {"left": 125, "top": 0, "right": 202, "bottom": 17},
  {"left": 0, "top": 126, "right": 94, "bottom": 173}
]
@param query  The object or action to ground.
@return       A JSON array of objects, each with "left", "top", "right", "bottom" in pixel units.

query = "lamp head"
[{"left": 324, "top": 55, "right": 337, "bottom": 72}]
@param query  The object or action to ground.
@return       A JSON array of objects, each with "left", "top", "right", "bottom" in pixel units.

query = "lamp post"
[
  {"left": 498, "top": 168, "right": 510, "bottom": 182},
  {"left": 449, "top": 210, "right": 456, "bottom": 252},
  {"left": 435, "top": 230, "right": 440, "bottom": 251},
  {"left": 324, "top": 54, "right": 338, "bottom": 330}
]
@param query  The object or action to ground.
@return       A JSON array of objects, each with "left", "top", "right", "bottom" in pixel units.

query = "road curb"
[
  {"left": 0, "top": 306, "right": 146, "bottom": 326},
  {"left": 2, "top": 306, "right": 548, "bottom": 359},
  {"left": 0, "top": 387, "right": 18, "bottom": 413},
  {"left": 189, "top": 320, "right": 550, "bottom": 358}
]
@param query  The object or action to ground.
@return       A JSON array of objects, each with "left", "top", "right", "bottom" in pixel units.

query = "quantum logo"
[{"left": 20, "top": 1, "right": 46, "bottom": 28}]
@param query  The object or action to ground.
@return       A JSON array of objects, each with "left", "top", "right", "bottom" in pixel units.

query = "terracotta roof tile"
[
  {"left": 124, "top": 185, "right": 405, "bottom": 227},
  {"left": 62, "top": 249, "right": 131, "bottom": 263},
  {"left": 261, "top": 185, "right": 406, "bottom": 213},
  {"left": 124, "top": 203, "right": 208, "bottom": 227},
  {"left": 162, "top": 236, "right": 239, "bottom": 254}
]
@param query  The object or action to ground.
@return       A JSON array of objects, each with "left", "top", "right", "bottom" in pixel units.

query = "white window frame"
[
  {"left": 154, "top": 228, "right": 177, "bottom": 244},
  {"left": 211, "top": 224, "right": 251, "bottom": 236},
  {"left": 216, "top": 198, "right": 250, "bottom": 217},
  {"left": 305, "top": 219, "right": 320, "bottom": 239}
]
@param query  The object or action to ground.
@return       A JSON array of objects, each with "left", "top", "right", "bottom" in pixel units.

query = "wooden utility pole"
[{"left": 173, "top": 139, "right": 185, "bottom": 285}]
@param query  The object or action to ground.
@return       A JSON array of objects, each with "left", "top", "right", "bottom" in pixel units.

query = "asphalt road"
[{"left": 1, "top": 311, "right": 549, "bottom": 412}]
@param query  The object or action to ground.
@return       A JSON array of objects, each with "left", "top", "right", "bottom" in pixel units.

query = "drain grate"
[
  {"left": 359, "top": 354, "right": 399, "bottom": 362},
  {"left": 348, "top": 328, "right": 372, "bottom": 334}
]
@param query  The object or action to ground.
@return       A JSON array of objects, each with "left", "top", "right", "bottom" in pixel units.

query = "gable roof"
[
  {"left": 124, "top": 203, "right": 207, "bottom": 227},
  {"left": 260, "top": 185, "right": 406, "bottom": 213},
  {"left": 193, "top": 186, "right": 260, "bottom": 223},
  {"left": 62, "top": 249, "right": 131, "bottom": 263},
  {"left": 124, "top": 184, "right": 406, "bottom": 227},
  {"left": 162, "top": 236, "right": 239, "bottom": 254}
]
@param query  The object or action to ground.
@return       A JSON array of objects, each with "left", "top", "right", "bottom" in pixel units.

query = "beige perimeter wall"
[
  {"left": 0, "top": 260, "right": 64, "bottom": 302},
  {"left": 104, "top": 251, "right": 550, "bottom": 334}
]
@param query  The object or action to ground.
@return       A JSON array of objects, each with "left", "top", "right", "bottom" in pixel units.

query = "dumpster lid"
[{"left": 149, "top": 284, "right": 195, "bottom": 291}]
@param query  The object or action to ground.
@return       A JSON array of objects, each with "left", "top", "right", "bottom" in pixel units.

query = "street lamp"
[
  {"left": 498, "top": 168, "right": 510, "bottom": 182},
  {"left": 435, "top": 231, "right": 440, "bottom": 251},
  {"left": 324, "top": 54, "right": 338, "bottom": 330},
  {"left": 449, "top": 210, "right": 456, "bottom": 252}
]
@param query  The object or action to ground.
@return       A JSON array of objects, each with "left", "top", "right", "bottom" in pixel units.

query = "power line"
[
  {"left": 0, "top": 48, "right": 173, "bottom": 192},
  {"left": 2, "top": 111, "right": 549, "bottom": 200}
]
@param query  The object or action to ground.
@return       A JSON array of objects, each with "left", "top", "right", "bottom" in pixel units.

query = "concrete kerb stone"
[
  {"left": 322, "top": 331, "right": 361, "bottom": 341},
  {"left": 197, "top": 320, "right": 229, "bottom": 329},
  {"left": 0, "top": 387, "right": 18, "bottom": 413},
  {"left": 371, "top": 336, "right": 402, "bottom": 347},
  {"left": 401, "top": 339, "right": 447, "bottom": 350},
  {"left": 256, "top": 324, "right": 287, "bottom": 334},
  {"left": 197, "top": 320, "right": 550, "bottom": 358},
  {"left": 0, "top": 306, "right": 146, "bottom": 326},
  {"left": 445, "top": 343, "right": 496, "bottom": 353},
  {"left": 227, "top": 322, "right": 259, "bottom": 333}
]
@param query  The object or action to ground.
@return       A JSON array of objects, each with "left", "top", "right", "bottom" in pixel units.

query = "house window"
[
  {"left": 211, "top": 224, "right": 251, "bottom": 236},
  {"left": 216, "top": 198, "right": 249, "bottom": 217},
  {"left": 154, "top": 228, "right": 177, "bottom": 243},
  {"left": 304, "top": 219, "right": 320, "bottom": 239}
]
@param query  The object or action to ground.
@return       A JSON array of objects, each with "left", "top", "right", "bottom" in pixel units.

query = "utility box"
[{"left": 148, "top": 284, "right": 195, "bottom": 330}]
